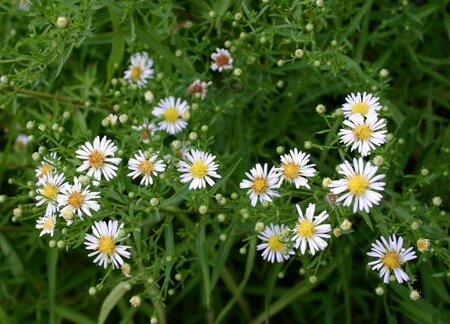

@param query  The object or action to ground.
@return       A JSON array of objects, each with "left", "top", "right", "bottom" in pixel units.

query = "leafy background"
[{"left": 0, "top": 0, "right": 449, "bottom": 323}]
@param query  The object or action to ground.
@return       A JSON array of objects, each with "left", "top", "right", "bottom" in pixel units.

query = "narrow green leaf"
[
  {"left": 106, "top": 4, "right": 125, "bottom": 81},
  {"left": 55, "top": 305, "right": 96, "bottom": 324},
  {"left": 98, "top": 282, "right": 127, "bottom": 324},
  {"left": 0, "top": 234, "right": 24, "bottom": 278},
  {"left": 360, "top": 211, "right": 373, "bottom": 231},
  {"left": 212, "top": 157, "right": 243, "bottom": 194},
  {"left": 195, "top": 221, "right": 211, "bottom": 309},
  {"left": 0, "top": 305, "right": 12, "bottom": 324},
  {"left": 47, "top": 248, "right": 58, "bottom": 324},
  {"left": 163, "top": 218, "right": 175, "bottom": 295},
  {"left": 210, "top": 222, "right": 236, "bottom": 290}
]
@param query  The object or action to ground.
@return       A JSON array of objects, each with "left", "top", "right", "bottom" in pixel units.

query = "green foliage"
[{"left": 0, "top": 0, "right": 449, "bottom": 323}]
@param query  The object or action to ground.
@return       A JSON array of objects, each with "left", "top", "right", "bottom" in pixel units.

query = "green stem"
[
  {"left": 249, "top": 253, "right": 341, "bottom": 324},
  {"left": 219, "top": 267, "right": 252, "bottom": 321},
  {"left": 216, "top": 237, "right": 256, "bottom": 324},
  {"left": 1, "top": 86, "right": 112, "bottom": 110}
]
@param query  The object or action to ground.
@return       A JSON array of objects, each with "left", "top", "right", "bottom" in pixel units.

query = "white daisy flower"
[
  {"left": 84, "top": 220, "right": 131, "bottom": 269},
  {"left": 367, "top": 234, "right": 417, "bottom": 284},
  {"left": 35, "top": 172, "right": 66, "bottom": 215},
  {"left": 75, "top": 136, "right": 122, "bottom": 182},
  {"left": 240, "top": 163, "right": 280, "bottom": 207},
  {"left": 329, "top": 158, "right": 385, "bottom": 213},
  {"left": 276, "top": 148, "right": 316, "bottom": 189},
  {"left": 188, "top": 79, "right": 212, "bottom": 99},
  {"left": 210, "top": 48, "right": 233, "bottom": 72},
  {"left": 177, "top": 149, "right": 221, "bottom": 190},
  {"left": 35, "top": 152, "right": 60, "bottom": 178},
  {"left": 342, "top": 92, "right": 382, "bottom": 118},
  {"left": 131, "top": 118, "right": 158, "bottom": 144},
  {"left": 127, "top": 150, "right": 166, "bottom": 186},
  {"left": 291, "top": 203, "right": 331, "bottom": 255},
  {"left": 338, "top": 114, "right": 387, "bottom": 156},
  {"left": 257, "top": 223, "right": 294, "bottom": 263},
  {"left": 152, "top": 96, "right": 189, "bottom": 135},
  {"left": 35, "top": 213, "right": 57, "bottom": 237},
  {"left": 123, "top": 52, "right": 154, "bottom": 88},
  {"left": 57, "top": 177, "right": 101, "bottom": 220}
]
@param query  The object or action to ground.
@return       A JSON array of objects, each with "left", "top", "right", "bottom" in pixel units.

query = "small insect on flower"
[
  {"left": 342, "top": 92, "right": 382, "bottom": 118},
  {"left": 84, "top": 220, "right": 131, "bottom": 269},
  {"left": 329, "top": 158, "right": 385, "bottom": 213},
  {"left": 177, "top": 149, "right": 221, "bottom": 190},
  {"left": 35, "top": 172, "right": 66, "bottom": 215},
  {"left": 292, "top": 203, "right": 331, "bottom": 255},
  {"left": 76, "top": 136, "right": 122, "bottom": 182},
  {"left": 367, "top": 234, "right": 417, "bottom": 284},
  {"left": 338, "top": 113, "right": 387, "bottom": 156},
  {"left": 240, "top": 163, "right": 280, "bottom": 207},
  {"left": 35, "top": 213, "right": 57, "bottom": 237},
  {"left": 127, "top": 150, "right": 166, "bottom": 186},
  {"left": 257, "top": 223, "right": 294, "bottom": 263},
  {"left": 132, "top": 118, "right": 158, "bottom": 144},
  {"left": 188, "top": 80, "right": 212, "bottom": 99},
  {"left": 276, "top": 148, "right": 316, "bottom": 189},
  {"left": 35, "top": 152, "right": 60, "bottom": 179},
  {"left": 152, "top": 96, "right": 190, "bottom": 135},
  {"left": 57, "top": 177, "right": 100, "bottom": 221},
  {"left": 210, "top": 48, "right": 233, "bottom": 72},
  {"left": 123, "top": 52, "right": 154, "bottom": 88}
]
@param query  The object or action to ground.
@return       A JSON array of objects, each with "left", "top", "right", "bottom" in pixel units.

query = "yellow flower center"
[
  {"left": 382, "top": 251, "right": 400, "bottom": 269},
  {"left": 268, "top": 234, "right": 284, "bottom": 252},
  {"left": 42, "top": 184, "right": 58, "bottom": 200},
  {"left": 43, "top": 217, "right": 55, "bottom": 231},
  {"left": 190, "top": 161, "right": 208, "bottom": 178},
  {"left": 138, "top": 160, "right": 154, "bottom": 174},
  {"left": 347, "top": 175, "right": 369, "bottom": 196},
  {"left": 283, "top": 162, "right": 299, "bottom": 179},
  {"left": 252, "top": 177, "right": 267, "bottom": 194},
  {"left": 297, "top": 220, "right": 315, "bottom": 238},
  {"left": 98, "top": 236, "right": 116, "bottom": 255},
  {"left": 40, "top": 163, "right": 53, "bottom": 177},
  {"left": 88, "top": 151, "right": 105, "bottom": 168},
  {"left": 352, "top": 102, "right": 369, "bottom": 115},
  {"left": 130, "top": 66, "right": 143, "bottom": 81},
  {"left": 354, "top": 125, "right": 372, "bottom": 140},
  {"left": 163, "top": 107, "right": 179, "bottom": 123},
  {"left": 67, "top": 192, "right": 84, "bottom": 208}
]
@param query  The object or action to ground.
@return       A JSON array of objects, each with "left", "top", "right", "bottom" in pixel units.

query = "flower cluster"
[
  {"left": 256, "top": 204, "right": 332, "bottom": 263},
  {"left": 331, "top": 93, "right": 387, "bottom": 213},
  {"left": 33, "top": 135, "right": 221, "bottom": 269},
  {"left": 240, "top": 148, "right": 316, "bottom": 207},
  {"left": 31, "top": 48, "right": 234, "bottom": 270},
  {"left": 245, "top": 93, "right": 417, "bottom": 286}
]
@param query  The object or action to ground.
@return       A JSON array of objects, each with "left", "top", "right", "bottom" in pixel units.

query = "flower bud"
[
  {"left": 409, "top": 290, "right": 421, "bottom": 301},
  {"left": 56, "top": 16, "right": 68, "bottom": 29},
  {"left": 432, "top": 196, "right": 442, "bottom": 207},
  {"left": 129, "top": 295, "right": 141, "bottom": 307},
  {"left": 340, "top": 219, "right": 352, "bottom": 231},
  {"left": 375, "top": 286, "right": 384, "bottom": 296},
  {"left": 322, "top": 177, "right": 332, "bottom": 188},
  {"left": 198, "top": 205, "right": 208, "bottom": 215},
  {"left": 295, "top": 49, "right": 304, "bottom": 58}
]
